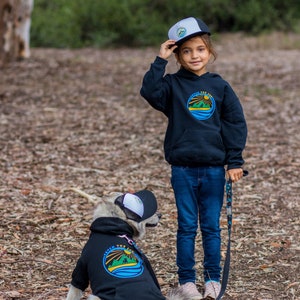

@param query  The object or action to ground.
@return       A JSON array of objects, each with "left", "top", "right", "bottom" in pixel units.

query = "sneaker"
[
  {"left": 180, "top": 282, "right": 203, "bottom": 299},
  {"left": 203, "top": 281, "right": 221, "bottom": 299}
]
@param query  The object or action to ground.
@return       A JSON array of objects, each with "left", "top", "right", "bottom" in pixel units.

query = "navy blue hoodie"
[
  {"left": 140, "top": 56, "right": 247, "bottom": 169},
  {"left": 70, "top": 217, "right": 166, "bottom": 300}
]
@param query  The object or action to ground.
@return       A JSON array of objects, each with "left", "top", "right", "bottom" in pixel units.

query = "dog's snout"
[{"left": 145, "top": 212, "right": 162, "bottom": 227}]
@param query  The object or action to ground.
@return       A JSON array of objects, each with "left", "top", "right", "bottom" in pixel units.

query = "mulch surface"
[{"left": 0, "top": 33, "right": 299, "bottom": 299}]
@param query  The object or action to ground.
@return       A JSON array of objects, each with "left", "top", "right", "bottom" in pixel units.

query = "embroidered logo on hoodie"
[
  {"left": 187, "top": 91, "right": 215, "bottom": 120},
  {"left": 103, "top": 245, "right": 144, "bottom": 278}
]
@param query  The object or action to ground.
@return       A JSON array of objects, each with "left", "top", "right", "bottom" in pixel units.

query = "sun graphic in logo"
[
  {"left": 103, "top": 245, "right": 144, "bottom": 278},
  {"left": 187, "top": 91, "right": 215, "bottom": 120}
]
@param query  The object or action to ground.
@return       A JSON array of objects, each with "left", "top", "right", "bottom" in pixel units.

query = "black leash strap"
[
  {"left": 216, "top": 179, "right": 232, "bottom": 300},
  {"left": 217, "top": 170, "right": 248, "bottom": 299}
]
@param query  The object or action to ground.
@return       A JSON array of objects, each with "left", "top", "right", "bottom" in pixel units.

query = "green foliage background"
[{"left": 31, "top": 0, "right": 300, "bottom": 48}]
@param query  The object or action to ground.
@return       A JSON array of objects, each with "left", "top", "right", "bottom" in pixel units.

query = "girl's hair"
[
  {"left": 175, "top": 34, "right": 217, "bottom": 62},
  {"left": 200, "top": 34, "right": 217, "bottom": 61}
]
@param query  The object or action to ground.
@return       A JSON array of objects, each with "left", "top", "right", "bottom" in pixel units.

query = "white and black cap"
[
  {"left": 168, "top": 17, "right": 211, "bottom": 46},
  {"left": 115, "top": 190, "right": 157, "bottom": 222}
]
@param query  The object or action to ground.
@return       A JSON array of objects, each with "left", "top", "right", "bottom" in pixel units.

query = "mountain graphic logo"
[
  {"left": 103, "top": 245, "right": 144, "bottom": 278},
  {"left": 187, "top": 91, "right": 215, "bottom": 120}
]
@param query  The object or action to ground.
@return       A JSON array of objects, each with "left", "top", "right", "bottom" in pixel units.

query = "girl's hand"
[
  {"left": 159, "top": 40, "right": 177, "bottom": 60},
  {"left": 227, "top": 168, "right": 243, "bottom": 183}
]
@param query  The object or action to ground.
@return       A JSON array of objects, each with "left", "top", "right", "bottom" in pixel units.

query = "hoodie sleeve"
[
  {"left": 70, "top": 255, "right": 89, "bottom": 292},
  {"left": 221, "top": 84, "right": 247, "bottom": 169},
  {"left": 140, "top": 56, "right": 171, "bottom": 114}
]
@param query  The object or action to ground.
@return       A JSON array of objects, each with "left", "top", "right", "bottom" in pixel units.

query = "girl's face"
[{"left": 176, "top": 36, "right": 212, "bottom": 76}]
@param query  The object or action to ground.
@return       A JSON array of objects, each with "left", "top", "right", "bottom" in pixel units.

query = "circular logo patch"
[
  {"left": 177, "top": 27, "right": 187, "bottom": 38},
  {"left": 103, "top": 245, "right": 144, "bottom": 278},
  {"left": 187, "top": 91, "right": 215, "bottom": 120}
]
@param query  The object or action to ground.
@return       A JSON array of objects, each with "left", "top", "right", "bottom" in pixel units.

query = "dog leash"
[
  {"left": 217, "top": 170, "right": 248, "bottom": 300},
  {"left": 216, "top": 178, "right": 232, "bottom": 300}
]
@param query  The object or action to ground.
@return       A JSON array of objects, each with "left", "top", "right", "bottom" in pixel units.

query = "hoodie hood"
[{"left": 90, "top": 217, "right": 134, "bottom": 237}]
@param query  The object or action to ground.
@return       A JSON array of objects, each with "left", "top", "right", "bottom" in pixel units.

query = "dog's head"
[{"left": 93, "top": 190, "right": 161, "bottom": 239}]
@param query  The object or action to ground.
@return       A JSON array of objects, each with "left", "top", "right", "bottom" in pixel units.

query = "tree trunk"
[{"left": 0, "top": 0, "right": 33, "bottom": 66}]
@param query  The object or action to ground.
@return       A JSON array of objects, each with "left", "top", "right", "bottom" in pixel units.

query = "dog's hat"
[
  {"left": 115, "top": 190, "right": 157, "bottom": 222},
  {"left": 168, "top": 17, "right": 210, "bottom": 46}
]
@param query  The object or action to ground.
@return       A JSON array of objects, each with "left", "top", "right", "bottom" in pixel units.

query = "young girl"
[{"left": 140, "top": 17, "right": 247, "bottom": 299}]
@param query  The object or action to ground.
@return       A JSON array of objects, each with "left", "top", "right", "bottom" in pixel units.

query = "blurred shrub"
[
  {"left": 30, "top": 0, "right": 82, "bottom": 48},
  {"left": 31, "top": 0, "right": 300, "bottom": 48}
]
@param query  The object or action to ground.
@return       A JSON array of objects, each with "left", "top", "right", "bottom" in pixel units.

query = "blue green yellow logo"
[
  {"left": 103, "top": 245, "right": 144, "bottom": 278},
  {"left": 187, "top": 91, "right": 215, "bottom": 120}
]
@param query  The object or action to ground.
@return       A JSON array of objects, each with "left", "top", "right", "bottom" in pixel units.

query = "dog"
[{"left": 66, "top": 188, "right": 189, "bottom": 300}]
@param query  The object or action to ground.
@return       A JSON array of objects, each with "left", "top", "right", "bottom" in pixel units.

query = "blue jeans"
[{"left": 171, "top": 166, "right": 225, "bottom": 284}]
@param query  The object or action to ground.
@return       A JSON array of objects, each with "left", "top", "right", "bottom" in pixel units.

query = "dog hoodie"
[{"left": 70, "top": 217, "right": 166, "bottom": 300}]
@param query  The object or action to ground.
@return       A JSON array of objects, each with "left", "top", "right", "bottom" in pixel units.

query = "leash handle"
[{"left": 226, "top": 179, "right": 233, "bottom": 234}]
